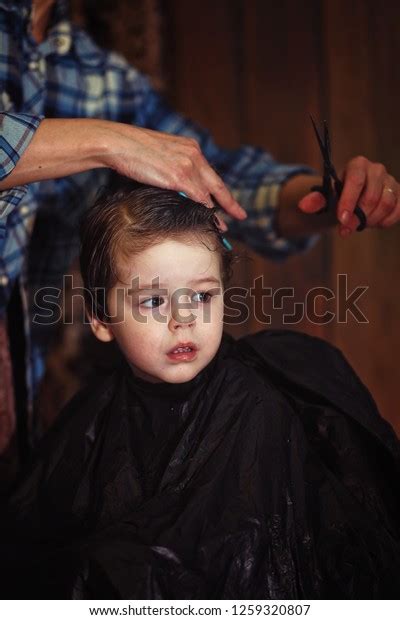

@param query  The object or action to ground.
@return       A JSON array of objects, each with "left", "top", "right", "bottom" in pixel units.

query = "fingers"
[
  {"left": 336, "top": 156, "right": 367, "bottom": 231},
  {"left": 337, "top": 158, "right": 400, "bottom": 236},
  {"left": 367, "top": 177, "right": 397, "bottom": 227},
  {"left": 378, "top": 192, "right": 400, "bottom": 228},
  {"left": 177, "top": 141, "right": 247, "bottom": 220},
  {"left": 205, "top": 170, "right": 247, "bottom": 220},
  {"left": 214, "top": 214, "right": 229, "bottom": 232},
  {"left": 339, "top": 160, "right": 383, "bottom": 235},
  {"left": 298, "top": 191, "right": 327, "bottom": 213}
]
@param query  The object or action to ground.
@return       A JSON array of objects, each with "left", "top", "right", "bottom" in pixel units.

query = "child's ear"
[{"left": 88, "top": 314, "right": 115, "bottom": 343}]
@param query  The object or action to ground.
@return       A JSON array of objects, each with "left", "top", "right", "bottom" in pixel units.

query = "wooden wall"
[{"left": 73, "top": 0, "right": 400, "bottom": 434}]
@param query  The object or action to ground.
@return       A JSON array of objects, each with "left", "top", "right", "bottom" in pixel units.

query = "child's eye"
[
  {"left": 192, "top": 291, "right": 212, "bottom": 303},
  {"left": 140, "top": 291, "right": 213, "bottom": 309},
  {"left": 140, "top": 296, "right": 165, "bottom": 309}
]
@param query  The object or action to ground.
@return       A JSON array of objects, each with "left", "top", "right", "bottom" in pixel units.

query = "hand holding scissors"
[{"left": 298, "top": 116, "right": 400, "bottom": 236}]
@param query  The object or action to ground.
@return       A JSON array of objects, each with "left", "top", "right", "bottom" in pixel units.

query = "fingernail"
[
  {"left": 340, "top": 210, "right": 350, "bottom": 224},
  {"left": 215, "top": 215, "right": 228, "bottom": 232}
]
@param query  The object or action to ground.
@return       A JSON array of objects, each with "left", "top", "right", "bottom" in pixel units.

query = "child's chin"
[
  {"left": 164, "top": 368, "right": 198, "bottom": 384},
  {"left": 162, "top": 362, "right": 203, "bottom": 384}
]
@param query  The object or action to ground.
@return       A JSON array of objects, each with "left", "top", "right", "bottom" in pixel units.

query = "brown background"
[{"left": 68, "top": 0, "right": 400, "bottom": 434}]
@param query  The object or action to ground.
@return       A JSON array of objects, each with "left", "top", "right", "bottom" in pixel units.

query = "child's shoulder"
[
  {"left": 239, "top": 326, "right": 343, "bottom": 356},
  {"left": 235, "top": 329, "right": 399, "bottom": 457},
  {"left": 237, "top": 328, "right": 354, "bottom": 382}
]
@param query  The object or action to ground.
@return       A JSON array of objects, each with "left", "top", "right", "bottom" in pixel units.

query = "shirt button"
[
  {"left": 0, "top": 275, "right": 9, "bottom": 286},
  {"left": 20, "top": 205, "right": 29, "bottom": 215},
  {"left": 28, "top": 58, "right": 45, "bottom": 74}
]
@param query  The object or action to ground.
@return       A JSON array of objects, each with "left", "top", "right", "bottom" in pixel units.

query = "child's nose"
[{"left": 168, "top": 305, "right": 197, "bottom": 330}]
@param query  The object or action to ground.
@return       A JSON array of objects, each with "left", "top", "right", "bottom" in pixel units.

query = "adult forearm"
[
  {"left": 0, "top": 118, "right": 109, "bottom": 189},
  {"left": 277, "top": 174, "right": 337, "bottom": 238}
]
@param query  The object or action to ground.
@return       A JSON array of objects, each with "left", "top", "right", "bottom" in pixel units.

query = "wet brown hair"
[{"left": 80, "top": 176, "right": 237, "bottom": 321}]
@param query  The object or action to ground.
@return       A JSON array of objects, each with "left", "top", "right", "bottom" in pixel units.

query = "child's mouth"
[{"left": 167, "top": 343, "right": 198, "bottom": 362}]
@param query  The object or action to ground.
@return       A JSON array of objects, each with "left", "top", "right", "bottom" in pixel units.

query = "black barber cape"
[{"left": 1, "top": 330, "right": 400, "bottom": 599}]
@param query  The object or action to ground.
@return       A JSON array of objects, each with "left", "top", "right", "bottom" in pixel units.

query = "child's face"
[{"left": 91, "top": 238, "right": 225, "bottom": 383}]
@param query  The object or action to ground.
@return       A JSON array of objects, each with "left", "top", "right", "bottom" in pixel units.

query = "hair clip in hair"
[
  {"left": 178, "top": 191, "right": 188, "bottom": 198},
  {"left": 221, "top": 236, "right": 233, "bottom": 251}
]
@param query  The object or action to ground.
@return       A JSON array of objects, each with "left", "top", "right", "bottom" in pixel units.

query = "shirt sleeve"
[
  {"left": 125, "top": 70, "right": 320, "bottom": 261},
  {"left": 0, "top": 112, "right": 43, "bottom": 218}
]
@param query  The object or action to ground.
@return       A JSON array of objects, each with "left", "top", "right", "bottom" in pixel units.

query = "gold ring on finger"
[{"left": 383, "top": 186, "right": 396, "bottom": 195}]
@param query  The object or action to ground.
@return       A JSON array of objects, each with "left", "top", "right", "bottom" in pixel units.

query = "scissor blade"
[
  {"left": 309, "top": 114, "right": 326, "bottom": 158},
  {"left": 324, "top": 120, "right": 331, "bottom": 159}
]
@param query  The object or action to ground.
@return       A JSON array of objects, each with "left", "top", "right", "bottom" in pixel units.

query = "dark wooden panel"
[
  {"left": 239, "top": 0, "right": 332, "bottom": 339},
  {"left": 163, "top": 0, "right": 243, "bottom": 147},
  {"left": 323, "top": 0, "right": 400, "bottom": 433},
  {"left": 241, "top": 0, "right": 323, "bottom": 162}
]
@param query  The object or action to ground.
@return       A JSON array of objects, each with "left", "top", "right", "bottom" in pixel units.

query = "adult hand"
[
  {"left": 102, "top": 123, "right": 247, "bottom": 231},
  {"left": 298, "top": 156, "right": 400, "bottom": 236}
]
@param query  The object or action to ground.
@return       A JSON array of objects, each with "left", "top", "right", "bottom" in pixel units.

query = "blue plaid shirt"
[{"left": 0, "top": 0, "right": 316, "bottom": 411}]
